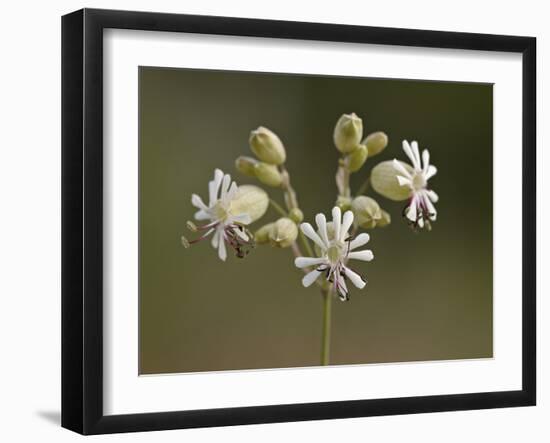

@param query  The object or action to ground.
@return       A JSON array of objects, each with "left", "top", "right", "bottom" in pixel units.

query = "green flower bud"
[
  {"left": 334, "top": 113, "right": 363, "bottom": 153},
  {"left": 352, "top": 196, "right": 382, "bottom": 229},
  {"left": 235, "top": 156, "right": 258, "bottom": 177},
  {"left": 336, "top": 195, "right": 352, "bottom": 212},
  {"left": 348, "top": 144, "right": 368, "bottom": 172},
  {"left": 229, "top": 185, "right": 269, "bottom": 223},
  {"left": 249, "top": 126, "right": 286, "bottom": 165},
  {"left": 254, "top": 222, "right": 275, "bottom": 244},
  {"left": 377, "top": 209, "right": 391, "bottom": 227},
  {"left": 253, "top": 162, "right": 283, "bottom": 187},
  {"left": 371, "top": 160, "right": 413, "bottom": 201},
  {"left": 288, "top": 207, "right": 304, "bottom": 224},
  {"left": 269, "top": 217, "right": 298, "bottom": 248},
  {"left": 363, "top": 131, "right": 388, "bottom": 157}
]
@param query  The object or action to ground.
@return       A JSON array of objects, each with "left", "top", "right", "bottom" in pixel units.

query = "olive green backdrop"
[{"left": 139, "top": 67, "right": 493, "bottom": 374}]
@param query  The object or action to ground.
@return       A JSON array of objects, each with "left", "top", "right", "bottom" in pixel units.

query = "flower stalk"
[{"left": 321, "top": 287, "right": 332, "bottom": 366}]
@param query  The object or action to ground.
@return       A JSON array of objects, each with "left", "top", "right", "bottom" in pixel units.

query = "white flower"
[
  {"left": 182, "top": 169, "right": 267, "bottom": 261},
  {"left": 392, "top": 140, "right": 439, "bottom": 230},
  {"left": 294, "top": 207, "right": 374, "bottom": 301}
]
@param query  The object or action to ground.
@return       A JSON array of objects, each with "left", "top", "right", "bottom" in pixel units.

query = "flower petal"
[
  {"left": 217, "top": 234, "right": 227, "bottom": 261},
  {"left": 191, "top": 194, "right": 209, "bottom": 211},
  {"left": 301, "top": 222, "right": 326, "bottom": 250},
  {"left": 397, "top": 175, "right": 412, "bottom": 187},
  {"left": 335, "top": 275, "right": 349, "bottom": 301},
  {"left": 234, "top": 227, "right": 250, "bottom": 241},
  {"left": 209, "top": 169, "right": 224, "bottom": 204},
  {"left": 406, "top": 196, "right": 418, "bottom": 222},
  {"left": 340, "top": 210, "right": 354, "bottom": 242},
  {"left": 422, "top": 192, "right": 437, "bottom": 221},
  {"left": 302, "top": 269, "right": 322, "bottom": 287},
  {"left": 348, "top": 250, "right": 374, "bottom": 262},
  {"left": 194, "top": 209, "right": 211, "bottom": 221},
  {"left": 426, "top": 165, "right": 438, "bottom": 180},
  {"left": 349, "top": 233, "right": 370, "bottom": 250},
  {"left": 411, "top": 141, "right": 422, "bottom": 169},
  {"left": 315, "top": 213, "right": 329, "bottom": 246},
  {"left": 211, "top": 229, "right": 219, "bottom": 248},
  {"left": 422, "top": 149, "right": 430, "bottom": 175},
  {"left": 220, "top": 173, "right": 231, "bottom": 199},
  {"left": 402, "top": 140, "right": 419, "bottom": 169},
  {"left": 332, "top": 207, "right": 342, "bottom": 242},
  {"left": 426, "top": 189, "right": 439, "bottom": 203},
  {"left": 295, "top": 257, "right": 328, "bottom": 269},
  {"left": 344, "top": 267, "right": 366, "bottom": 289},
  {"left": 393, "top": 158, "right": 412, "bottom": 179},
  {"left": 226, "top": 182, "right": 238, "bottom": 201}
]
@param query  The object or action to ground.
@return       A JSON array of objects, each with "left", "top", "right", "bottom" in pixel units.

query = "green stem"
[
  {"left": 321, "top": 288, "right": 332, "bottom": 366},
  {"left": 269, "top": 198, "right": 287, "bottom": 217},
  {"left": 342, "top": 162, "right": 351, "bottom": 198}
]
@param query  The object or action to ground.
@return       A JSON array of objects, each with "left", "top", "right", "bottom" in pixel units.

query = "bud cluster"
[
  {"left": 235, "top": 126, "right": 287, "bottom": 188},
  {"left": 333, "top": 113, "right": 388, "bottom": 174}
]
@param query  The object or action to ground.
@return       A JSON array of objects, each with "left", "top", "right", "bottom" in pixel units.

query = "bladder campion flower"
[
  {"left": 371, "top": 140, "right": 439, "bottom": 230},
  {"left": 182, "top": 169, "right": 268, "bottom": 260},
  {"left": 294, "top": 207, "right": 374, "bottom": 301}
]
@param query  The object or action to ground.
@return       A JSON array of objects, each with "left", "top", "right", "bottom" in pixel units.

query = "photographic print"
[{"left": 138, "top": 67, "right": 493, "bottom": 375}]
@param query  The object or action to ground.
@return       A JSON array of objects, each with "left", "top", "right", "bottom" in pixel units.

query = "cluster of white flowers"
[{"left": 183, "top": 117, "right": 439, "bottom": 303}]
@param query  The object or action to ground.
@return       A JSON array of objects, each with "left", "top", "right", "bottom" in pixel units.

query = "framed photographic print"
[{"left": 61, "top": 8, "right": 536, "bottom": 435}]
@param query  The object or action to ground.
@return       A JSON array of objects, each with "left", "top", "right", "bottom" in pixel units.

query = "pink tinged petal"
[
  {"left": 402, "top": 140, "right": 418, "bottom": 169},
  {"left": 315, "top": 213, "right": 329, "bottom": 246},
  {"left": 234, "top": 228, "right": 249, "bottom": 241},
  {"left": 191, "top": 194, "right": 209, "bottom": 211},
  {"left": 344, "top": 267, "right": 366, "bottom": 289},
  {"left": 332, "top": 207, "right": 342, "bottom": 242},
  {"left": 349, "top": 233, "right": 370, "bottom": 250},
  {"left": 194, "top": 209, "right": 211, "bottom": 221},
  {"left": 336, "top": 275, "right": 349, "bottom": 301},
  {"left": 393, "top": 159, "right": 412, "bottom": 178},
  {"left": 426, "top": 189, "right": 439, "bottom": 203},
  {"left": 397, "top": 175, "right": 412, "bottom": 187},
  {"left": 411, "top": 141, "right": 421, "bottom": 169},
  {"left": 422, "top": 192, "right": 437, "bottom": 221},
  {"left": 294, "top": 257, "right": 328, "bottom": 269},
  {"left": 301, "top": 223, "right": 326, "bottom": 250},
  {"left": 220, "top": 174, "right": 231, "bottom": 199},
  {"left": 340, "top": 210, "right": 354, "bottom": 241},
  {"left": 406, "top": 196, "right": 418, "bottom": 222},
  {"left": 425, "top": 165, "right": 437, "bottom": 180},
  {"left": 348, "top": 250, "right": 374, "bottom": 262},
  {"left": 422, "top": 149, "right": 430, "bottom": 175},
  {"left": 217, "top": 235, "right": 227, "bottom": 261},
  {"left": 302, "top": 269, "right": 322, "bottom": 287},
  {"left": 211, "top": 229, "right": 220, "bottom": 248}
]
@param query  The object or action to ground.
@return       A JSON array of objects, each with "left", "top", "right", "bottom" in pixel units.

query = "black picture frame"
[{"left": 62, "top": 8, "right": 536, "bottom": 435}]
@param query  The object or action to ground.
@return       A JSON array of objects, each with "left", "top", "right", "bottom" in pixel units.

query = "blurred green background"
[{"left": 139, "top": 67, "right": 493, "bottom": 374}]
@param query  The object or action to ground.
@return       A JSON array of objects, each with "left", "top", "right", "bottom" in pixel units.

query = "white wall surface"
[{"left": 0, "top": 0, "right": 546, "bottom": 441}]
